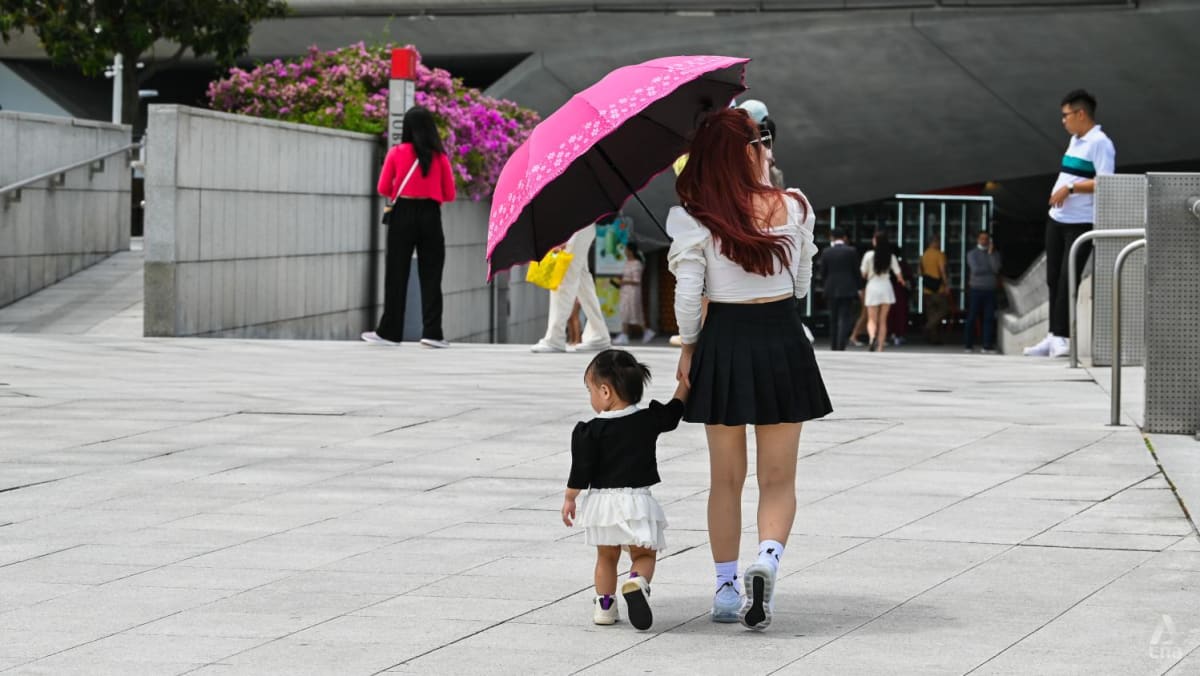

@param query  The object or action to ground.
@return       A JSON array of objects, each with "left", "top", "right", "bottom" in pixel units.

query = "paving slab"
[{"left": 1, "top": 334, "right": 1198, "bottom": 674}]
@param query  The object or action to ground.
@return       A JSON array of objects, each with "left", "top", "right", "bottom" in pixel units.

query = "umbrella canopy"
[{"left": 486, "top": 55, "right": 749, "bottom": 277}]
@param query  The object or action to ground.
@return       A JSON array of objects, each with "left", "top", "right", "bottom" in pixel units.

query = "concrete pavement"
[{"left": 1, "top": 335, "right": 1198, "bottom": 675}]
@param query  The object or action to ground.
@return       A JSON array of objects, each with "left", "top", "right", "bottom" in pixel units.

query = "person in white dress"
[{"left": 859, "top": 231, "right": 906, "bottom": 352}]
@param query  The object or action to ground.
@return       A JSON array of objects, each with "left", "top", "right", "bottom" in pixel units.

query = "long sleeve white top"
[{"left": 667, "top": 189, "right": 817, "bottom": 345}]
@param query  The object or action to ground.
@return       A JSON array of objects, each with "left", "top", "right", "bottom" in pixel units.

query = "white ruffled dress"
[{"left": 576, "top": 486, "right": 668, "bottom": 551}]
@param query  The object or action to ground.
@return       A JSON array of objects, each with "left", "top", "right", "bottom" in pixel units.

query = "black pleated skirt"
[{"left": 685, "top": 299, "right": 833, "bottom": 426}]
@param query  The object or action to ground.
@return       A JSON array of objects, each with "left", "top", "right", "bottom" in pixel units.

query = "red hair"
[{"left": 676, "top": 109, "right": 807, "bottom": 276}]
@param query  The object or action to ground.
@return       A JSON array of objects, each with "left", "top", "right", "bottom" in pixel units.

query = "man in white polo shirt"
[{"left": 1025, "top": 89, "right": 1116, "bottom": 358}]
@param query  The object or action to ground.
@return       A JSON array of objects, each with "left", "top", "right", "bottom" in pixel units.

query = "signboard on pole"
[{"left": 388, "top": 48, "right": 417, "bottom": 148}]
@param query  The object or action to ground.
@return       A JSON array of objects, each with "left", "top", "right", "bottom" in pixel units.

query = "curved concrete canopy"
[{"left": 476, "top": 0, "right": 1199, "bottom": 248}]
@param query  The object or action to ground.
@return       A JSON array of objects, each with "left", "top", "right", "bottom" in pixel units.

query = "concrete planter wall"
[
  {"left": 0, "top": 111, "right": 131, "bottom": 308},
  {"left": 144, "top": 105, "right": 547, "bottom": 342}
]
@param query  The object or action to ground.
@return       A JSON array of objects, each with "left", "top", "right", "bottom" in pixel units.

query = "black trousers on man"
[
  {"left": 828, "top": 296, "right": 857, "bottom": 351},
  {"left": 1045, "top": 218, "right": 1092, "bottom": 338},
  {"left": 376, "top": 199, "right": 445, "bottom": 342}
]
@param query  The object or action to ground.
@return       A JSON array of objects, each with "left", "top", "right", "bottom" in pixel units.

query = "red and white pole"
[{"left": 388, "top": 47, "right": 418, "bottom": 148}]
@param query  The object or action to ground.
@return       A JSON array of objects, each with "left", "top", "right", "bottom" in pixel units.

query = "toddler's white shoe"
[
  {"left": 711, "top": 581, "right": 741, "bottom": 623},
  {"left": 739, "top": 562, "right": 776, "bottom": 631},
  {"left": 592, "top": 595, "right": 619, "bottom": 625},
  {"left": 621, "top": 574, "right": 653, "bottom": 630},
  {"left": 1023, "top": 334, "right": 1054, "bottom": 357}
]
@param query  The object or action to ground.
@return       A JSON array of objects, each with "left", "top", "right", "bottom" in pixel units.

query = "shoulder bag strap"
[{"left": 392, "top": 160, "right": 419, "bottom": 202}]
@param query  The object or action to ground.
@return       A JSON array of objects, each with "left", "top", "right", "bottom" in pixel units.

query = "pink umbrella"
[{"left": 486, "top": 55, "right": 749, "bottom": 277}]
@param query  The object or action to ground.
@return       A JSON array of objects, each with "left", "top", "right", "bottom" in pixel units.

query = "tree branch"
[{"left": 138, "top": 43, "right": 187, "bottom": 83}]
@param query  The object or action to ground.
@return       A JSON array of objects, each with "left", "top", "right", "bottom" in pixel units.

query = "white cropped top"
[{"left": 667, "top": 189, "right": 817, "bottom": 345}]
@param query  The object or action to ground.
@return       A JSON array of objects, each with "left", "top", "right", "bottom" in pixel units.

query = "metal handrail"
[
  {"left": 0, "top": 141, "right": 143, "bottom": 205},
  {"left": 1067, "top": 227, "right": 1145, "bottom": 368},
  {"left": 1110, "top": 238, "right": 1146, "bottom": 427}
]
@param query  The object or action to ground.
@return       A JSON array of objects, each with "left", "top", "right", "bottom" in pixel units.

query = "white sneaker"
[
  {"left": 420, "top": 338, "right": 450, "bottom": 349},
  {"left": 530, "top": 341, "right": 566, "bottom": 353},
  {"left": 571, "top": 339, "right": 612, "bottom": 353},
  {"left": 669, "top": 335, "right": 683, "bottom": 347},
  {"left": 1023, "top": 334, "right": 1054, "bottom": 357},
  {"left": 621, "top": 575, "right": 653, "bottom": 630},
  {"left": 613, "top": 333, "right": 630, "bottom": 346},
  {"left": 641, "top": 329, "right": 657, "bottom": 344},
  {"left": 711, "top": 581, "right": 742, "bottom": 623},
  {"left": 1049, "top": 336, "right": 1070, "bottom": 358},
  {"left": 592, "top": 595, "right": 619, "bottom": 625},
  {"left": 739, "top": 562, "right": 776, "bottom": 631},
  {"left": 361, "top": 331, "right": 400, "bottom": 345}
]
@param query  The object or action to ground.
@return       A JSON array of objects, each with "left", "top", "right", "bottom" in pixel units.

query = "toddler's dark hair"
[{"left": 586, "top": 349, "right": 652, "bottom": 404}]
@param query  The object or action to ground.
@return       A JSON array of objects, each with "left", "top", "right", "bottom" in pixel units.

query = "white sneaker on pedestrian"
[
  {"left": 711, "top": 581, "right": 742, "bottom": 623},
  {"left": 572, "top": 339, "right": 612, "bottom": 353},
  {"left": 592, "top": 595, "right": 619, "bottom": 625},
  {"left": 641, "top": 329, "right": 657, "bottom": 344},
  {"left": 621, "top": 574, "right": 653, "bottom": 630},
  {"left": 361, "top": 331, "right": 399, "bottom": 345},
  {"left": 613, "top": 333, "right": 630, "bottom": 346},
  {"left": 668, "top": 335, "right": 683, "bottom": 347},
  {"left": 530, "top": 341, "right": 566, "bottom": 353},
  {"left": 739, "top": 562, "right": 776, "bottom": 631},
  {"left": 420, "top": 338, "right": 450, "bottom": 349},
  {"left": 1049, "top": 336, "right": 1070, "bottom": 358},
  {"left": 1023, "top": 334, "right": 1054, "bottom": 357}
]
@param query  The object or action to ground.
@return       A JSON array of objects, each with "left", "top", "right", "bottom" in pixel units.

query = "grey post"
[
  {"left": 1110, "top": 238, "right": 1147, "bottom": 427},
  {"left": 1068, "top": 228, "right": 1145, "bottom": 368}
]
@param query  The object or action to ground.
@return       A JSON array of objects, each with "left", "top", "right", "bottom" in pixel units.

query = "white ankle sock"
[
  {"left": 757, "top": 540, "right": 784, "bottom": 573},
  {"left": 715, "top": 560, "right": 740, "bottom": 593}
]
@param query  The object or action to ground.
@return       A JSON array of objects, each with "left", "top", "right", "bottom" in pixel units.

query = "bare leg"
[
  {"left": 595, "top": 545, "right": 621, "bottom": 596},
  {"left": 628, "top": 545, "right": 657, "bottom": 582},
  {"left": 753, "top": 423, "right": 803, "bottom": 544},
  {"left": 866, "top": 304, "right": 878, "bottom": 347},
  {"left": 851, "top": 294, "right": 868, "bottom": 342},
  {"left": 706, "top": 425, "right": 748, "bottom": 563},
  {"left": 877, "top": 304, "right": 891, "bottom": 351}
]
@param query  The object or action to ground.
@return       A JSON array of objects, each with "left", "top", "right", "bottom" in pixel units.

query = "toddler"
[{"left": 561, "top": 349, "right": 687, "bottom": 630}]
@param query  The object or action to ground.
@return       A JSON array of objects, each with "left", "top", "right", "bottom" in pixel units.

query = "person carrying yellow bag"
[{"left": 530, "top": 223, "right": 614, "bottom": 354}]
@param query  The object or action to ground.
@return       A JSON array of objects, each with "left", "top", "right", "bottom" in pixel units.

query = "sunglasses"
[{"left": 749, "top": 132, "right": 773, "bottom": 150}]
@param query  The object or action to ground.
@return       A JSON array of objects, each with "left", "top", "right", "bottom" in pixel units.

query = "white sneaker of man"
[
  {"left": 1023, "top": 334, "right": 1055, "bottom": 357},
  {"left": 613, "top": 333, "right": 630, "bottom": 346},
  {"left": 570, "top": 338, "right": 612, "bottom": 353},
  {"left": 641, "top": 328, "right": 657, "bottom": 344},
  {"left": 1049, "top": 336, "right": 1070, "bottom": 358},
  {"left": 530, "top": 340, "right": 566, "bottom": 354}
]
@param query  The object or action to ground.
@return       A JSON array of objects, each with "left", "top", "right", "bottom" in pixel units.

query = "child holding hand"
[{"left": 561, "top": 349, "right": 687, "bottom": 630}]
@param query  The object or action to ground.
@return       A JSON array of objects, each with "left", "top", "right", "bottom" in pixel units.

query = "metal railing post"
[
  {"left": 1067, "top": 228, "right": 1145, "bottom": 368},
  {"left": 1110, "top": 238, "right": 1147, "bottom": 427}
]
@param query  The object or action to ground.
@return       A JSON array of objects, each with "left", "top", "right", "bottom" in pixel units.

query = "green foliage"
[{"left": 0, "top": 0, "right": 287, "bottom": 123}]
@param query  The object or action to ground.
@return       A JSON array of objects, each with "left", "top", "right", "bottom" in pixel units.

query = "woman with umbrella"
[{"left": 668, "top": 108, "right": 832, "bottom": 630}]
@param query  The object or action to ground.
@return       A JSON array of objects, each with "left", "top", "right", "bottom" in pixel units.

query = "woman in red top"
[{"left": 362, "top": 106, "right": 457, "bottom": 348}]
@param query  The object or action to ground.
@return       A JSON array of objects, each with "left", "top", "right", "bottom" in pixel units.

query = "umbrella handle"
[{"left": 595, "top": 146, "right": 671, "bottom": 242}]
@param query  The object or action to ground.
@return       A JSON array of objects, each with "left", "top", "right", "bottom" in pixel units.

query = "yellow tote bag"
[{"left": 525, "top": 250, "right": 574, "bottom": 291}]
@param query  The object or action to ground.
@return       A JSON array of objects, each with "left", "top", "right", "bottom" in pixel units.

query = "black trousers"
[
  {"left": 1045, "top": 218, "right": 1092, "bottom": 338},
  {"left": 377, "top": 199, "right": 445, "bottom": 342},
  {"left": 964, "top": 289, "right": 997, "bottom": 349},
  {"left": 828, "top": 297, "right": 857, "bottom": 351}
]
